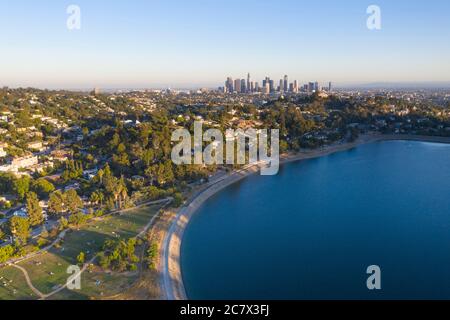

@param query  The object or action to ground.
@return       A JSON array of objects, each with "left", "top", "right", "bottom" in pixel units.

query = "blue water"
[{"left": 181, "top": 141, "right": 450, "bottom": 300}]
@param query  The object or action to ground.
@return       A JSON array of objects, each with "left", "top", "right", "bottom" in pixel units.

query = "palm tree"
[
  {"left": 97, "top": 191, "right": 105, "bottom": 207},
  {"left": 90, "top": 191, "right": 105, "bottom": 208},
  {"left": 97, "top": 169, "right": 104, "bottom": 185},
  {"left": 90, "top": 192, "right": 99, "bottom": 206},
  {"left": 116, "top": 178, "right": 128, "bottom": 209}
]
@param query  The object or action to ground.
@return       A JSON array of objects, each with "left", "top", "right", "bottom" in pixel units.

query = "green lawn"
[
  {"left": 0, "top": 204, "right": 162, "bottom": 300},
  {"left": 0, "top": 266, "right": 37, "bottom": 300}
]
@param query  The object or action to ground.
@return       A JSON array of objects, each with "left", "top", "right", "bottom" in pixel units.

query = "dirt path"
[
  {"left": 10, "top": 264, "right": 45, "bottom": 299},
  {"left": 42, "top": 200, "right": 173, "bottom": 300},
  {"left": 4, "top": 198, "right": 172, "bottom": 300},
  {"left": 41, "top": 256, "right": 96, "bottom": 300}
]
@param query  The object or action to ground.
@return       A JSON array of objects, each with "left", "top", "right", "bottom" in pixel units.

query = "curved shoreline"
[{"left": 160, "top": 134, "right": 450, "bottom": 300}]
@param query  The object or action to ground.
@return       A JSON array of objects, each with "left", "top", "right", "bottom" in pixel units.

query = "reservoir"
[{"left": 181, "top": 140, "right": 450, "bottom": 299}]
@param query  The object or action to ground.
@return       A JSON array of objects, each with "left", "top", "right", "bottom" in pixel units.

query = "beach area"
[{"left": 159, "top": 134, "right": 450, "bottom": 300}]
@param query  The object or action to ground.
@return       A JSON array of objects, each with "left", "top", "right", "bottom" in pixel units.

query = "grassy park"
[{"left": 0, "top": 203, "right": 163, "bottom": 300}]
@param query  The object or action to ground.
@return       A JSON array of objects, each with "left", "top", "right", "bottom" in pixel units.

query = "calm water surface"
[{"left": 181, "top": 141, "right": 450, "bottom": 299}]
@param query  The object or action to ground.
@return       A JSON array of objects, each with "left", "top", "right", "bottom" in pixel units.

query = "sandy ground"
[{"left": 159, "top": 134, "right": 450, "bottom": 300}]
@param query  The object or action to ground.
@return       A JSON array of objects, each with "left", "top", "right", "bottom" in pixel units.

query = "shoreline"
[{"left": 160, "top": 134, "right": 450, "bottom": 300}]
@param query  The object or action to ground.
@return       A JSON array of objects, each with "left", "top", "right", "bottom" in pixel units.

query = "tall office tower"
[
  {"left": 226, "top": 77, "right": 234, "bottom": 93},
  {"left": 294, "top": 80, "right": 299, "bottom": 93},
  {"left": 264, "top": 82, "right": 270, "bottom": 94},
  {"left": 234, "top": 79, "right": 242, "bottom": 93},
  {"left": 279, "top": 79, "right": 284, "bottom": 92},
  {"left": 328, "top": 81, "right": 332, "bottom": 92},
  {"left": 263, "top": 77, "right": 270, "bottom": 89},
  {"left": 303, "top": 84, "right": 308, "bottom": 91},
  {"left": 255, "top": 82, "right": 260, "bottom": 92},
  {"left": 308, "top": 82, "right": 315, "bottom": 92},
  {"left": 289, "top": 83, "right": 294, "bottom": 92},
  {"left": 283, "top": 75, "right": 288, "bottom": 92},
  {"left": 269, "top": 80, "right": 275, "bottom": 92},
  {"left": 314, "top": 82, "right": 319, "bottom": 92},
  {"left": 250, "top": 81, "right": 255, "bottom": 93},
  {"left": 247, "top": 73, "right": 251, "bottom": 93},
  {"left": 241, "top": 79, "right": 246, "bottom": 93}
]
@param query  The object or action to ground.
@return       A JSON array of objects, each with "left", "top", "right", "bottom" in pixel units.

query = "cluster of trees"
[
  {"left": 61, "top": 160, "right": 83, "bottom": 182},
  {"left": 98, "top": 238, "right": 139, "bottom": 272},
  {"left": 0, "top": 245, "right": 14, "bottom": 264},
  {"left": 89, "top": 164, "right": 129, "bottom": 210},
  {"left": 3, "top": 216, "right": 30, "bottom": 246},
  {"left": 0, "top": 191, "right": 43, "bottom": 248},
  {"left": 0, "top": 173, "right": 55, "bottom": 208},
  {"left": 0, "top": 192, "right": 40, "bottom": 246},
  {"left": 145, "top": 242, "right": 158, "bottom": 270},
  {"left": 48, "top": 189, "right": 83, "bottom": 216}
]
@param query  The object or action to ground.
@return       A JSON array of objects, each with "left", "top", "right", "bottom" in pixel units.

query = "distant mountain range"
[{"left": 339, "top": 82, "right": 450, "bottom": 90}]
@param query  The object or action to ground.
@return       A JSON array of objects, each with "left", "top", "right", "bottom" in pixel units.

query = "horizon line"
[{"left": 2, "top": 80, "right": 450, "bottom": 92}]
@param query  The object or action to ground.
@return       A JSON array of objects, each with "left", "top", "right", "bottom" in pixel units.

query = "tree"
[
  {"left": 77, "top": 252, "right": 85, "bottom": 265},
  {"left": 114, "top": 177, "right": 128, "bottom": 209},
  {"left": 173, "top": 193, "right": 184, "bottom": 208},
  {"left": 59, "top": 216, "right": 69, "bottom": 230},
  {"left": 96, "top": 169, "right": 104, "bottom": 185},
  {"left": 26, "top": 192, "right": 43, "bottom": 226},
  {"left": 32, "top": 178, "right": 55, "bottom": 198},
  {"left": 145, "top": 165, "right": 158, "bottom": 186},
  {"left": 90, "top": 190, "right": 104, "bottom": 207},
  {"left": 7, "top": 216, "right": 30, "bottom": 246},
  {"left": 65, "top": 189, "right": 83, "bottom": 214},
  {"left": 141, "top": 149, "right": 154, "bottom": 167},
  {"left": 48, "top": 190, "right": 65, "bottom": 215},
  {"left": 157, "top": 161, "right": 174, "bottom": 186},
  {"left": 13, "top": 176, "right": 30, "bottom": 200},
  {"left": 99, "top": 238, "right": 138, "bottom": 272},
  {"left": 0, "top": 245, "right": 14, "bottom": 264}
]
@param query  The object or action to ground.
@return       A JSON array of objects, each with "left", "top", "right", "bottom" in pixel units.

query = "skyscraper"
[
  {"left": 294, "top": 80, "right": 299, "bottom": 93},
  {"left": 314, "top": 82, "right": 319, "bottom": 92},
  {"left": 264, "top": 82, "right": 270, "bottom": 94},
  {"left": 284, "top": 75, "right": 288, "bottom": 92},
  {"left": 241, "top": 79, "right": 246, "bottom": 93},
  {"left": 247, "top": 73, "right": 251, "bottom": 93},
  {"left": 328, "top": 82, "right": 332, "bottom": 92},
  {"left": 279, "top": 79, "right": 284, "bottom": 92},
  {"left": 234, "top": 79, "right": 241, "bottom": 93},
  {"left": 226, "top": 77, "right": 234, "bottom": 93},
  {"left": 263, "top": 77, "right": 269, "bottom": 89},
  {"left": 289, "top": 83, "right": 294, "bottom": 92}
]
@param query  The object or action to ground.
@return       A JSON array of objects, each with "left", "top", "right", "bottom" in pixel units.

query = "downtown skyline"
[
  {"left": 222, "top": 74, "right": 331, "bottom": 94},
  {"left": 1, "top": 0, "right": 450, "bottom": 89}
]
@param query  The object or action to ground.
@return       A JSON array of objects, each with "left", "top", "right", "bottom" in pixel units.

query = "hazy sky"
[{"left": 1, "top": 0, "right": 449, "bottom": 89}]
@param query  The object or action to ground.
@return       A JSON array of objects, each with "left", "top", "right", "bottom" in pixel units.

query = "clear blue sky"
[{"left": 1, "top": 0, "right": 449, "bottom": 89}]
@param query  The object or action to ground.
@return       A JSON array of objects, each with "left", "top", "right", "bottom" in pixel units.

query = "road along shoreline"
[{"left": 161, "top": 134, "right": 450, "bottom": 300}]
